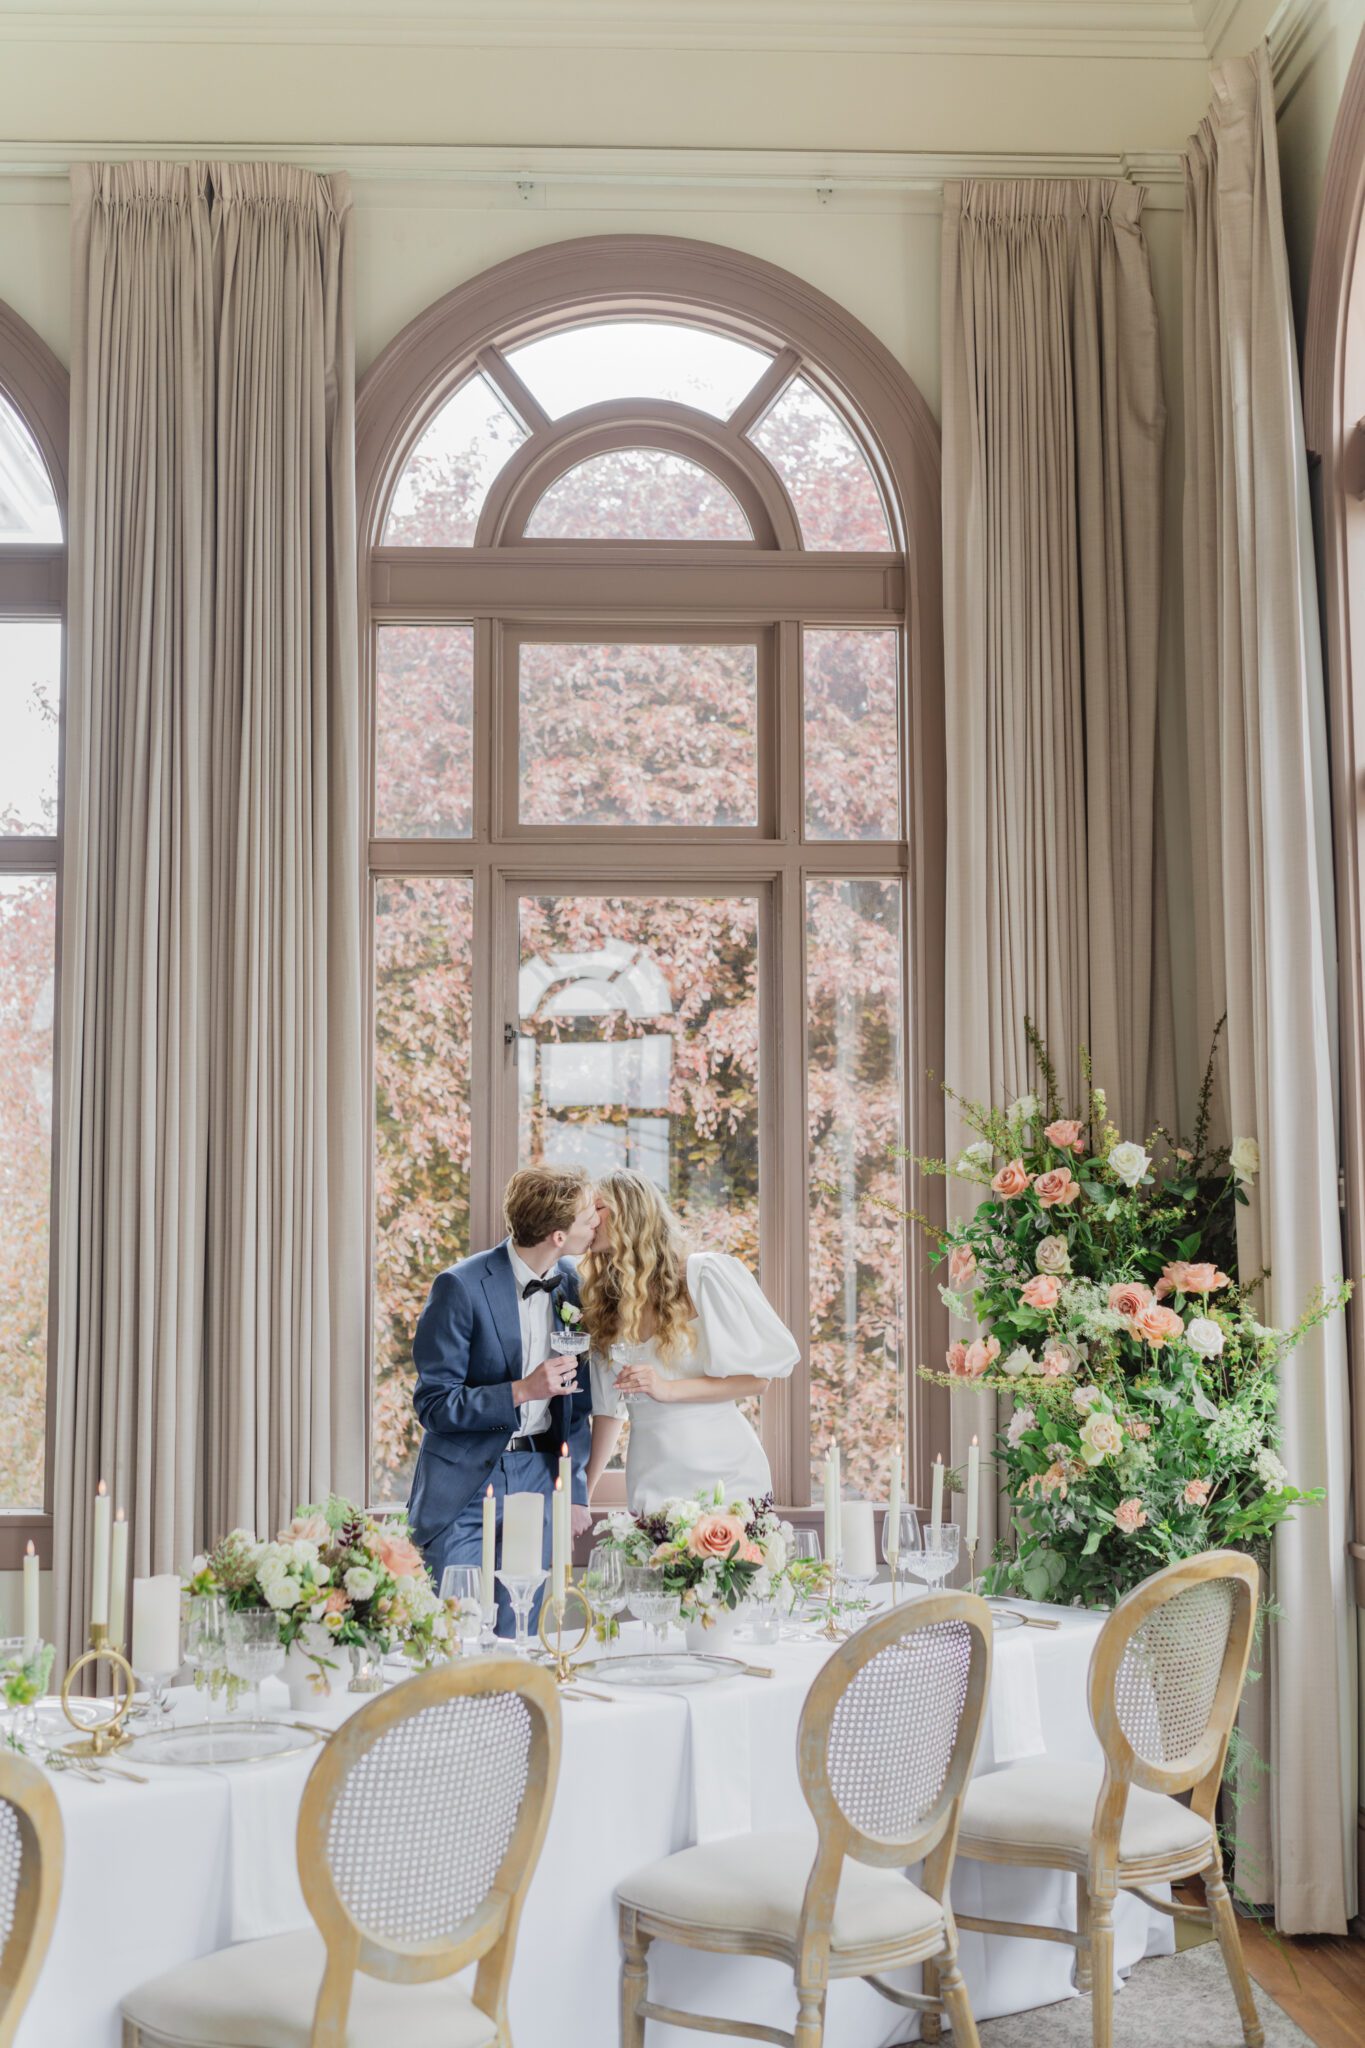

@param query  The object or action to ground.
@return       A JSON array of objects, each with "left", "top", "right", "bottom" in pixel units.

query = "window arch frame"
[
  {"left": 0, "top": 297, "right": 68, "bottom": 1564},
  {"left": 357, "top": 234, "right": 947, "bottom": 1514}
]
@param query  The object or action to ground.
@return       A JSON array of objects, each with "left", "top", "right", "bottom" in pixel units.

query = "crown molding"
[
  {"left": 1267, "top": 0, "right": 1330, "bottom": 107},
  {"left": 0, "top": 141, "right": 1189, "bottom": 213},
  {"left": 0, "top": 1, "right": 1223, "bottom": 61}
]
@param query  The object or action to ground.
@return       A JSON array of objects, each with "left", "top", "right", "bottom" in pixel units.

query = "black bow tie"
[{"left": 521, "top": 1276, "right": 559, "bottom": 1301}]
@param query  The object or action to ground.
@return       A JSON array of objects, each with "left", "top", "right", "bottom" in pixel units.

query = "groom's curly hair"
[{"left": 578, "top": 1169, "right": 696, "bottom": 1365}]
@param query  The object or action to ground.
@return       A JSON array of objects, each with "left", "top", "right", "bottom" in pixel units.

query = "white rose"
[
  {"left": 1079, "top": 1411, "right": 1124, "bottom": 1464},
  {"left": 956, "top": 1139, "right": 994, "bottom": 1176},
  {"left": 1010, "top": 1092, "right": 1039, "bottom": 1126},
  {"left": 559, "top": 1302, "right": 583, "bottom": 1326},
  {"left": 344, "top": 1566, "right": 377, "bottom": 1601},
  {"left": 262, "top": 1577, "right": 300, "bottom": 1611},
  {"left": 1108, "top": 1141, "right": 1151, "bottom": 1188},
  {"left": 762, "top": 1533, "right": 788, "bottom": 1574},
  {"left": 1230, "top": 1137, "right": 1260, "bottom": 1184},
  {"left": 1036, "top": 1235, "right": 1071, "bottom": 1276},
  {"left": 1072, "top": 1383, "right": 1103, "bottom": 1415},
  {"left": 1185, "top": 1316, "right": 1225, "bottom": 1359},
  {"left": 1002, "top": 1346, "right": 1034, "bottom": 1377}
]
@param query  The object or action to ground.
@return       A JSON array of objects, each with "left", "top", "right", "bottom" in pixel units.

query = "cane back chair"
[
  {"left": 618, "top": 1590, "right": 993, "bottom": 2048},
  {"left": 122, "top": 1657, "right": 561, "bottom": 2048},
  {"left": 947, "top": 1550, "right": 1262, "bottom": 2048},
  {"left": 0, "top": 1749, "right": 63, "bottom": 2047}
]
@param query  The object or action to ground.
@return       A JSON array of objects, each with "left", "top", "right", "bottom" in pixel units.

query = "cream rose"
[
  {"left": 1107, "top": 1141, "right": 1151, "bottom": 1188},
  {"left": 1230, "top": 1136, "right": 1260, "bottom": 1184},
  {"left": 1041, "top": 1340, "right": 1079, "bottom": 1378},
  {"left": 1035, "top": 1234, "right": 1071, "bottom": 1275},
  {"left": 1001, "top": 1346, "right": 1034, "bottom": 1376},
  {"left": 1185, "top": 1316, "right": 1225, "bottom": 1359},
  {"left": 991, "top": 1158, "right": 1032, "bottom": 1199},
  {"left": 1079, "top": 1411, "right": 1124, "bottom": 1464}
]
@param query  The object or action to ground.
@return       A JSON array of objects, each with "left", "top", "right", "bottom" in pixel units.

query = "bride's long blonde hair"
[{"left": 579, "top": 1170, "right": 696, "bottom": 1365}]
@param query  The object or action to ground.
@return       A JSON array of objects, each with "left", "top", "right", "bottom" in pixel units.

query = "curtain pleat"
[{"left": 1181, "top": 49, "right": 1357, "bottom": 1934}]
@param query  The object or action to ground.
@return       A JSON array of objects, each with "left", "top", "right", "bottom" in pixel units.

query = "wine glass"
[
  {"left": 882, "top": 1506, "right": 921, "bottom": 1603},
  {"left": 440, "top": 1566, "right": 485, "bottom": 1653},
  {"left": 913, "top": 1522, "right": 960, "bottom": 1596},
  {"left": 223, "top": 1608, "right": 283, "bottom": 1720},
  {"left": 624, "top": 1566, "right": 679, "bottom": 1652},
  {"left": 582, "top": 1545, "right": 626, "bottom": 1645}
]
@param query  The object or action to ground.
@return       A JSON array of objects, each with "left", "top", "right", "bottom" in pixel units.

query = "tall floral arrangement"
[
  {"left": 917, "top": 1026, "right": 1346, "bottom": 1608},
  {"left": 600, "top": 1487, "right": 792, "bottom": 1627}
]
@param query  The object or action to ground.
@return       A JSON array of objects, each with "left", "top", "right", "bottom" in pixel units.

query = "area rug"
[{"left": 975, "top": 1940, "right": 1312, "bottom": 2045}]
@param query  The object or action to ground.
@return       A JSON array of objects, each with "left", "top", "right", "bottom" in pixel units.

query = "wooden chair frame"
[
  {"left": 0, "top": 1752, "right": 63, "bottom": 2048},
  {"left": 944, "top": 1551, "right": 1263, "bottom": 2048},
  {"left": 125, "top": 1658, "right": 561, "bottom": 2048},
  {"left": 619, "top": 1590, "right": 992, "bottom": 2048}
]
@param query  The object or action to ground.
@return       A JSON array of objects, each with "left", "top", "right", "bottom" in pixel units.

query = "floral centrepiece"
[
  {"left": 599, "top": 1487, "right": 792, "bottom": 1628},
  {"left": 188, "top": 1497, "right": 450, "bottom": 1693},
  {"left": 921, "top": 1028, "right": 1347, "bottom": 1608}
]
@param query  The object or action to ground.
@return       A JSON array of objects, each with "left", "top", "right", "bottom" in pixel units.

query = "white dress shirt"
[{"left": 507, "top": 1242, "right": 556, "bottom": 1438}]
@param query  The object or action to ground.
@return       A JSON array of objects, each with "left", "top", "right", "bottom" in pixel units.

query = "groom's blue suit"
[{"left": 407, "top": 1241, "right": 592, "bottom": 1635}]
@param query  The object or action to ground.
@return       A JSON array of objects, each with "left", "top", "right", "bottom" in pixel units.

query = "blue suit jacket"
[{"left": 406, "top": 1241, "right": 592, "bottom": 1546}]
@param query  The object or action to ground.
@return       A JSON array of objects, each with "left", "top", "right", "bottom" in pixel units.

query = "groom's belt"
[{"left": 504, "top": 1426, "right": 557, "bottom": 1453}]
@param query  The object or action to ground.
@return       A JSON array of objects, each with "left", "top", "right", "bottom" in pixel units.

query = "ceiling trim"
[
  {"left": 0, "top": 1, "right": 1222, "bottom": 60},
  {"left": 1267, "top": 0, "right": 1330, "bottom": 109}
]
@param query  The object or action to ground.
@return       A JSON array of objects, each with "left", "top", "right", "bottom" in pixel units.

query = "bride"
[{"left": 580, "top": 1169, "right": 799, "bottom": 1514}]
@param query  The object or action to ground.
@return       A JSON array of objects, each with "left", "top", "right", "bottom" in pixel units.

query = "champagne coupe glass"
[
  {"left": 582, "top": 1545, "right": 626, "bottom": 1645},
  {"left": 440, "top": 1566, "right": 485, "bottom": 1654},
  {"left": 624, "top": 1566, "right": 679, "bottom": 1652},
  {"left": 551, "top": 1314, "right": 590, "bottom": 1389},
  {"left": 913, "top": 1522, "right": 961, "bottom": 1597},
  {"left": 882, "top": 1506, "right": 922, "bottom": 1604},
  {"left": 496, "top": 1569, "right": 548, "bottom": 1658},
  {"left": 608, "top": 1338, "right": 649, "bottom": 1406},
  {"left": 223, "top": 1608, "right": 284, "bottom": 1721},
  {"left": 187, "top": 1593, "right": 227, "bottom": 1716}
]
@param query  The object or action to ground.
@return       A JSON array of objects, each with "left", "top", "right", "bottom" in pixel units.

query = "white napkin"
[
  {"left": 684, "top": 1682, "right": 752, "bottom": 1842},
  {"left": 988, "top": 1631, "right": 1046, "bottom": 1764}
]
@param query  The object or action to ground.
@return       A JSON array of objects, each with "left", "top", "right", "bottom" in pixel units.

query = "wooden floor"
[{"left": 1174, "top": 1883, "right": 1365, "bottom": 2048}]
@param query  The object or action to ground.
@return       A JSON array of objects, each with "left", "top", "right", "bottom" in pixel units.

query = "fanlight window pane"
[
  {"left": 807, "top": 877, "right": 905, "bottom": 1499},
  {"left": 0, "top": 391, "right": 60, "bottom": 543},
  {"left": 519, "top": 640, "right": 758, "bottom": 828},
  {"left": 803, "top": 629, "right": 899, "bottom": 840},
  {"left": 382, "top": 373, "right": 528, "bottom": 547},
  {"left": 749, "top": 376, "right": 892, "bottom": 551},
  {"left": 505, "top": 320, "right": 771, "bottom": 420},
  {"left": 524, "top": 449, "right": 751, "bottom": 541},
  {"left": 372, "top": 875, "right": 474, "bottom": 1502},
  {"left": 0, "top": 873, "right": 55, "bottom": 1510},
  {"left": 0, "top": 621, "right": 61, "bottom": 835},
  {"left": 374, "top": 624, "right": 474, "bottom": 839}
]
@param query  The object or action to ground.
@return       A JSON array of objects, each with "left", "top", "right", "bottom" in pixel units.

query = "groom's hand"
[{"left": 512, "top": 1356, "right": 579, "bottom": 1405}]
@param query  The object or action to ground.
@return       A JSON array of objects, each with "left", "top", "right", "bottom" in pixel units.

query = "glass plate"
[
  {"left": 32, "top": 1698, "right": 112, "bottom": 1741},
  {"left": 576, "top": 1653, "right": 731, "bottom": 1689},
  {"left": 132, "top": 1719, "right": 327, "bottom": 1767}
]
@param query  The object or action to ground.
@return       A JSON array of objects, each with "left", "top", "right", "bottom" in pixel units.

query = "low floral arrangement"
[
  {"left": 916, "top": 1024, "right": 1348, "bottom": 1609},
  {"left": 600, "top": 1486, "right": 793, "bottom": 1628},
  {"left": 187, "top": 1496, "right": 451, "bottom": 1690}
]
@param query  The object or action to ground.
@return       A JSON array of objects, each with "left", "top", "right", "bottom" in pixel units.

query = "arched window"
[
  {"left": 0, "top": 303, "right": 67, "bottom": 1558},
  {"left": 358, "top": 238, "right": 944, "bottom": 1513}
]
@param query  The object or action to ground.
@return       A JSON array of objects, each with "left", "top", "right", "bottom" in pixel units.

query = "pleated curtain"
[
  {"left": 940, "top": 178, "right": 1172, "bottom": 1547},
  {"left": 1182, "top": 50, "right": 1356, "bottom": 1934},
  {"left": 55, "top": 161, "right": 364, "bottom": 1661}
]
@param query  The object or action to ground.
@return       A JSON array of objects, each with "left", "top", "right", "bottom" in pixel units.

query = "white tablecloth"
[{"left": 17, "top": 1600, "right": 1171, "bottom": 2048}]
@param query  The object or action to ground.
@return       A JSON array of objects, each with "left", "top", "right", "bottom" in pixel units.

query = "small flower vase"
[
  {"left": 284, "top": 1626, "right": 336, "bottom": 1711},
  {"left": 683, "top": 1606, "right": 741, "bottom": 1656},
  {"left": 348, "top": 1644, "right": 385, "bottom": 1694}
]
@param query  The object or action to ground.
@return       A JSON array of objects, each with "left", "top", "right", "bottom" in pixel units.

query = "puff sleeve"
[{"left": 688, "top": 1253, "right": 800, "bottom": 1381}]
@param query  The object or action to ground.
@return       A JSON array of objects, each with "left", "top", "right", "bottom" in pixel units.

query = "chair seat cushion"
[
  {"left": 618, "top": 1828, "right": 943, "bottom": 1954},
  {"left": 958, "top": 1761, "right": 1214, "bottom": 1868},
  {"left": 121, "top": 1928, "right": 498, "bottom": 2048}
]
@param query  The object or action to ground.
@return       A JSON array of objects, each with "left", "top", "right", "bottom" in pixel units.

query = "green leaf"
[{"left": 1081, "top": 1527, "right": 1103, "bottom": 1556}]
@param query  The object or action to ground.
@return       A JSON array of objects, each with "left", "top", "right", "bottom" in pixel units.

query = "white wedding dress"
[{"left": 589, "top": 1252, "right": 800, "bottom": 1513}]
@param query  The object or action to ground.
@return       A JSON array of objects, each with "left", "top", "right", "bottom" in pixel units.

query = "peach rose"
[
  {"left": 282, "top": 1513, "right": 330, "bottom": 1546},
  {"left": 1134, "top": 1301, "right": 1184, "bottom": 1348},
  {"left": 964, "top": 1335, "right": 1001, "bottom": 1379},
  {"left": 687, "top": 1513, "right": 748, "bottom": 1561},
  {"left": 1125, "top": 1418, "right": 1152, "bottom": 1441},
  {"left": 946, "top": 1341, "right": 970, "bottom": 1377},
  {"left": 1183, "top": 1477, "right": 1211, "bottom": 1507},
  {"left": 377, "top": 1530, "right": 424, "bottom": 1580},
  {"left": 740, "top": 1541, "right": 765, "bottom": 1566},
  {"left": 1041, "top": 1340, "right": 1079, "bottom": 1378},
  {"left": 1044, "top": 1118, "right": 1085, "bottom": 1154},
  {"left": 1028, "top": 1461, "right": 1070, "bottom": 1501},
  {"left": 322, "top": 1588, "right": 349, "bottom": 1616},
  {"left": 1021, "top": 1274, "right": 1062, "bottom": 1310},
  {"left": 1154, "top": 1259, "right": 1232, "bottom": 1300},
  {"left": 948, "top": 1244, "right": 978, "bottom": 1291},
  {"left": 991, "top": 1159, "right": 1032, "bottom": 1199},
  {"left": 1114, "top": 1497, "right": 1148, "bottom": 1534},
  {"left": 1108, "top": 1280, "right": 1153, "bottom": 1321},
  {"left": 1034, "top": 1166, "right": 1080, "bottom": 1209}
]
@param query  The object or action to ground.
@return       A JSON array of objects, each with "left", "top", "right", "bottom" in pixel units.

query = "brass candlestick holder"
[
  {"left": 888, "top": 1552, "right": 901, "bottom": 1605},
  {"left": 967, "top": 1541, "right": 978, "bottom": 1594},
  {"left": 60, "top": 1622, "right": 135, "bottom": 1756},
  {"left": 821, "top": 1561, "right": 844, "bottom": 1641},
  {"left": 535, "top": 1584, "right": 595, "bottom": 1684}
]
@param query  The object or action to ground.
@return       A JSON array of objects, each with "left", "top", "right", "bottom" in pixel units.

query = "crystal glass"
[
  {"left": 882, "top": 1506, "right": 921, "bottom": 1603},
  {"left": 496, "top": 1569, "right": 548, "bottom": 1658},
  {"left": 0, "top": 1638, "right": 49, "bottom": 1746},
  {"left": 608, "top": 1339, "right": 650, "bottom": 1406},
  {"left": 782, "top": 1529, "right": 828, "bottom": 1632},
  {"left": 440, "top": 1566, "right": 485, "bottom": 1653},
  {"left": 913, "top": 1522, "right": 961, "bottom": 1595},
  {"left": 742, "top": 1595, "right": 782, "bottom": 1646},
  {"left": 551, "top": 1325, "right": 589, "bottom": 1362},
  {"left": 186, "top": 1593, "right": 228, "bottom": 1711},
  {"left": 582, "top": 1544, "right": 626, "bottom": 1643},
  {"left": 223, "top": 1608, "right": 283, "bottom": 1720},
  {"left": 624, "top": 1566, "right": 679, "bottom": 1652}
]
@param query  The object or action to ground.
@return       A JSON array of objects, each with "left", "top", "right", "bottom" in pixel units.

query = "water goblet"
[
  {"left": 913, "top": 1522, "right": 961, "bottom": 1596},
  {"left": 882, "top": 1506, "right": 921, "bottom": 1604},
  {"left": 496, "top": 1569, "right": 548, "bottom": 1658},
  {"left": 582, "top": 1545, "right": 626, "bottom": 1646},
  {"left": 624, "top": 1566, "right": 679, "bottom": 1652},
  {"left": 440, "top": 1566, "right": 485, "bottom": 1655},
  {"left": 783, "top": 1529, "right": 827, "bottom": 1633},
  {"left": 223, "top": 1608, "right": 283, "bottom": 1721}
]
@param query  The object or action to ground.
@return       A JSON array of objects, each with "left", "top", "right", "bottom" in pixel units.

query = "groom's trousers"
[{"left": 428, "top": 1446, "right": 556, "bottom": 1638}]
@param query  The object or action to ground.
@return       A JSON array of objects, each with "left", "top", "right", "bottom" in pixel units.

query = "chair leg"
[
  {"left": 920, "top": 1957, "right": 942, "bottom": 2042},
  {"left": 620, "top": 1908, "right": 652, "bottom": 2048},
  {"left": 1074, "top": 1876, "right": 1092, "bottom": 1993},
  {"left": 937, "top": 1956, "right": 980, "bottom": 2048},
  {"left": 1089, "top": 1891, "right": 1115, "bottom": 2048},
  {"left": 1205, "top": 1866, "right": 1265, "bottom": 2048},
  {"left": 793, "top": 1986, "right": 826, "bottom": 2048}
]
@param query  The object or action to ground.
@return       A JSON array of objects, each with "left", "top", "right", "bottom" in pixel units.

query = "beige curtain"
[
  {"left": 941, "top": 179, "right": 1171, "bottom": 1545},
  {"left": 1183, "top": 49, "right": 1357, "bottom": 1934},
  {"left": 56, "top": 161, "right": 363, "bottom": 1659}
]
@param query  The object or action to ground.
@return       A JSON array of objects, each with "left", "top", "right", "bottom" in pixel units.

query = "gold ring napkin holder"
[
  {"left": 60, "top": 1623, "right": 135, "bottom": 1756},
  {"left": 535, "top": 1585, "right": 595, "bottom": 1684}
]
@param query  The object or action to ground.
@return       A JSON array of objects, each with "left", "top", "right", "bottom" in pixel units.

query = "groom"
[{"left": 407, "top": 1165, "right": 599, "bottom": 1636}]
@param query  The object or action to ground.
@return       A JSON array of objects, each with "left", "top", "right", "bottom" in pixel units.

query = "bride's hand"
[{"left": 613, "top": 1361, "right": 670, "bottom": 1402}]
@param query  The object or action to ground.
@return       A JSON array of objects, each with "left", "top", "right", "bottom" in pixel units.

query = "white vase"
[
  {"left": 284, "top": 1627, "right": 337, "bottom": 1710},
  {"left": 683, "top": 1606, "right": 741, "bottom": 1655}
]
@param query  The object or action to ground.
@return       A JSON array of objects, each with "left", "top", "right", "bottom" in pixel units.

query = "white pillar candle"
[
  {"left": 501, "top": 1492, "right": 544, "bottom": 1579},
  {"left": 109, "top": 1509, "right": 129, "bottom": 1649},
  {"left": 966, "top": 1437, "right": 980, "bottom": 1551},
  {"left": 131, "top": 1576, "right": 182, "bottom": 1676},
  {"left": 551, "top": 1479, "right": 568, "bottom": 1603},
  {"left": 930, "top": 1455, "right": 945, "bottom": 1536},
  {"left": 22, "top": 1542, "right": 38, "bottom": 1658},
  {"left": 822, "top": 1446, "right": 841, "bottom": 1564},
  {"left": 841, "top": 1501, "right": 877, "bottom": 1579},
  {"left": 90, "top": 1481, "right": 111, "bottom": 1629},
  {"left": 886, "top": 1449, "right": 903, "bottom": 1563},
  {"left": 480, "top": 1485, "right": 497, "bottom": 1620}
]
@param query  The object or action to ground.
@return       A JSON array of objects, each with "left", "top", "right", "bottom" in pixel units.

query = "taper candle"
[
  {"left": 109, "top": 1509, "right": 129, "bottom": 1649},
  {"left": 480, "top": 1484, "right": 497, "bottom": 1620},
  {"left": 966, "top": 1437, "right": 980, "bottom": 1552},
  {"left": 886, "top": 1449, "right": 903, "bottom": 1562},
  {"left": 551, "top": 1478, "right": 568, "bottom": 1603},
  {"left": 21, "top": 1542, "right": 38, "bottom": 1658},
  {"left": 823, "top": 1446, "right": 841, "bottom": 1564},
  {"left": 90, "top": 1480, "right": 111, "bottom": 1628},
  {"left": 930, "top": 1454, "right": 944, "bottom": 1536}
]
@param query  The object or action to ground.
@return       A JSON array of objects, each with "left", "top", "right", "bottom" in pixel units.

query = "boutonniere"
[{"left": 558, "top": 1300, "right": 583, "bottom": 1328}]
